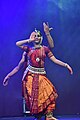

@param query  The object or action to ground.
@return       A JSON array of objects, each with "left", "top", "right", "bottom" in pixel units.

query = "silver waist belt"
[{"left": 27, "top": 65, "right": 46, "bottom": 74}]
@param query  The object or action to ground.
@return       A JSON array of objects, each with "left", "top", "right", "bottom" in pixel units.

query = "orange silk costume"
[{"left": 22, "top": 45, "right": 58, "bottom": 115}]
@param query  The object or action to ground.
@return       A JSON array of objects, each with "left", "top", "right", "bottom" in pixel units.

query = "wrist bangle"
[
  {"left": 46, "top": 33, "right": 50, "bottom": 36},
  {"left": 28, "top": 39, "right": 31, "bottom": 43},
  {"left": 65, "top": 63, "right": 68, "bottom": 68}
]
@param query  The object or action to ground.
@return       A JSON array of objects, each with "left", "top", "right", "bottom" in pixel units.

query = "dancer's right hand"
[
  {"left": 30, "top": 32, "right": 36, "bottom": 42},
  {"left": 3, "top": 76, "right": 10, "bottom": 86}
]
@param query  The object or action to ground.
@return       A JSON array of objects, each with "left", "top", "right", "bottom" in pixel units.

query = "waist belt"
[{"left": 27, "top": 65, "right": 46, "bottom": 74}]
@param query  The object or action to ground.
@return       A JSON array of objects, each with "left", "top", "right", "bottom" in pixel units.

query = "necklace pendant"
[{"left": 36, "top": 57, "right": 40, "bottom": 62}]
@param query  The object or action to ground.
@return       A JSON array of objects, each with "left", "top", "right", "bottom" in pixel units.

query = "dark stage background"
[{"left": 0, "top": 0, "right": 80, "bottom": 117}]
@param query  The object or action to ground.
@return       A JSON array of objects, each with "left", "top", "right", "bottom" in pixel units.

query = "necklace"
[{"left": 34, "top": 45, "right": 42, "bottom": 49}]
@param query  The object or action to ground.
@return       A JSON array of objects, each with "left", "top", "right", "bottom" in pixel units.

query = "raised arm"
[
  {"left": 16, "top": 32, "right": 36, "bottom": 48},
  {"left": 16, "top": 39, "right": 30, "bottom": 49},
  {"left": 43, "top": 22, "right": 54, "bottom": 48},
  {"left": 50, "top": 55, "right": 73, "bottom": 74},
  {"left": 3, "top": 52, "right": 26, "bottom": 86}
]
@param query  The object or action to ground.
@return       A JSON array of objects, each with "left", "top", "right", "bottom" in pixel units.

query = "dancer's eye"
[{"left": 35, "top": 35, "right": 41, "bottom": 37}]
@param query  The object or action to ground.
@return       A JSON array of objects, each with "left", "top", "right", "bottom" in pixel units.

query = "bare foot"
[{"left": 46, "top": 116, "right": 58, "bottom": 120}]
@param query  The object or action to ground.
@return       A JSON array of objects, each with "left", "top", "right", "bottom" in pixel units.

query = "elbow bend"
[
  {"left": 16, "top": 42, "right": 19, "bottom": 46},
  {"left": 16, "top": 42, "right": 21, "bottom": 47}
]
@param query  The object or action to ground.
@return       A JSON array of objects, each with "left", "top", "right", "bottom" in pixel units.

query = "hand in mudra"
[
  {"left": 30, "top": 32, "right": 36, "bottom": 42},
  {"left": 66, "top": 64, "right": 73, "bottom": 74},
  {"left": 43, "top": 22, "right": 53, "bottom": 34},
  {"left": 3, "top": 76, "right": 10, "bottom": 86}
]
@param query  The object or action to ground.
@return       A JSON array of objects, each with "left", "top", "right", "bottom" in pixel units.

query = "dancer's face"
[
  {"left": 34, "top": 32, "right": 42, "bottom": 45},
  {"left": 34, "top": 33, "right": 41, "bottom": 44}
]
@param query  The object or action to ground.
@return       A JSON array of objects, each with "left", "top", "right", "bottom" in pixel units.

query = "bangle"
[
  {"left": 46, "top": 33, "right": 50, "bottom": 36},
  {"left": 65, "top": 63, "right": 68, "bottom": 68},
  {"left": 28, "top": 39, "right": 31, "bottom": 43}
]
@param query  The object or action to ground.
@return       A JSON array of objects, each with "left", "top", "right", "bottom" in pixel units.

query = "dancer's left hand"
[
  {"left": 43, "top": 22, "right": 53, "bottom": 34},
  {"left": 66, "top": 64, "right": 73, "bottom": 74}
]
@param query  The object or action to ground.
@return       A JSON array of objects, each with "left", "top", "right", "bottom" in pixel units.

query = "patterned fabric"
[
  {"left": 22, "top": 45, "right": 53, "bottom": 68},
  {"left": 22, "top": 46, "right": 58, "bottom": 115},
  {"left": 22, "top": 72, "right": 58, "bottom": 114}
]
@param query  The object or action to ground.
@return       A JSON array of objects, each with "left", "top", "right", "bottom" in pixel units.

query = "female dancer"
[{"left": 15, "top": 24, "right": 73, "bottom": 120}]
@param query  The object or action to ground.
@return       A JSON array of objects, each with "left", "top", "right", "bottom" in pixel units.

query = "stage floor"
[{"left": 0, "top": 116, "right": 80, "bottom": 120}]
